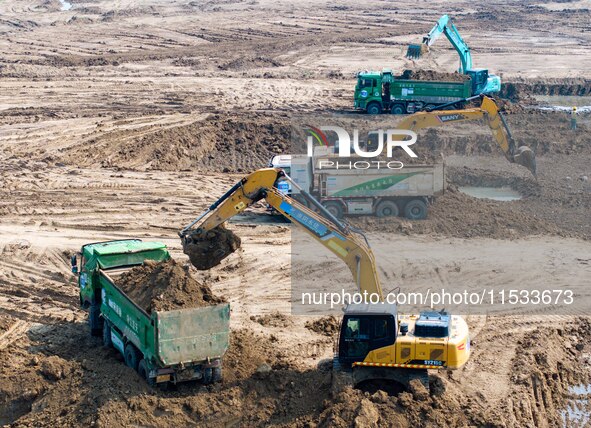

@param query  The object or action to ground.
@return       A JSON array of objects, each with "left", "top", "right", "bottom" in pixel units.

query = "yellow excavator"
[
  {"left": 393, "top": 95, "right": 536, "bottom": 176},
  {"left": 179, "top": 168, "right": 470, "bottom": 390}
]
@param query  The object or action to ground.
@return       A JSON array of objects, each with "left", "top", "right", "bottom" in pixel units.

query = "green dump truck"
[
  {"left": 354, "top": 68, "right": 479, "bottom": 114},
  {"left": 72, "top": 239, "right": 230, "bottom": 386}
]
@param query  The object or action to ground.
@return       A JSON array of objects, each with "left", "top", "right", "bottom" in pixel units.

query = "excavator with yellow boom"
[
  {"left": 392, "top": 95, "right": 536, "bottom": 176},
  {"left": 179, "top": 168, "right": 471, "bottom": 390}
]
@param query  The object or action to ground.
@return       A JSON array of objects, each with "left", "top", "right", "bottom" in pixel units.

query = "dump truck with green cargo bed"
[
  {"left": 354, "top": 68, "right": 492, "bottom": 114},
  {"left": 73, "top": 239, "right": 230, "bottom": 386}
]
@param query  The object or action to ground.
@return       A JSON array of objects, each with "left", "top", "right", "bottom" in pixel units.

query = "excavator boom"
[
  {"left": 180, "top": 167, "right": 471, "bottom": 389},
  {"left": 392, "top": 96, "right": 536, "bottom": 176},
  {"left": 180, "top": 168, "right": 383, "bottom": 298}
]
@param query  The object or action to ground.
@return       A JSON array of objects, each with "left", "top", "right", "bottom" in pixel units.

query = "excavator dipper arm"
[
  {"left": 392, "top": 96, "right": 537, "bottom": 176},
  {"left": 180, "top": 168, "right": 383, "bottom": 298}
]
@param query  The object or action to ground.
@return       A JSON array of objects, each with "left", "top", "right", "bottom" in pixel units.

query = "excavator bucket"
[
  {"left": 181, "top": 224, "right": 241, "bottom": 270},
  {"left": 513, "top": 146, "right": 537, "bottom": 177},
  {"left": 406, "top": 44, "right": 427, "bottom": 59}
]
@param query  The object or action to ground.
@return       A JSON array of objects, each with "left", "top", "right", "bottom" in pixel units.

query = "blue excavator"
[{"left": 406, "top": 15, "right": 501, "bottom": 95}]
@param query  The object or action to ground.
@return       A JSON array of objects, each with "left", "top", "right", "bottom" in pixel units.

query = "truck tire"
[
  {"left": 202, "top": 367, "right": 213, "bottom": 385},
  {"left": 322, "top": 201, "right": 344, "bottom": 219},
  {"left": 138, "top": 359, "right": 155, "bottom": 387},
  {"left": 404, "top": 199, "right": 428, "bottom": 220},
  {"left": 391, "top": 104, "right": 406, "bottom": 115},
  {"left": 124, "top": 343, "right": 141, "bottom": 371},
  {"left": 366, "top": 102, "right": 382, "bottom": 115},
  {"left": 375, "top": 200, "right": 399, "bottom": 217},
  {"left": 102, "top": 320, "right": 112, "bottom": 348},
  {"left": 89, "top": 303, "right": 102, "bottom": 337},
  {"left": 212, "top": 366, "right": 222, "bottom": 383}
]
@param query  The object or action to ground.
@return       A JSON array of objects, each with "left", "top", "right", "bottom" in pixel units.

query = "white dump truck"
[{"left": 270, "top": 154, "right": 445, "bottom": 219}]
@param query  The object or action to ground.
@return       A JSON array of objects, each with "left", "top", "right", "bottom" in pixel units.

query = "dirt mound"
[
  {"left": 250, "top": 312, "right": 293, "bottom": 328},
  {"left": 399, "top": 69, "right": 470, "bottom": 82},
  {"left": 352, "top": 186, "right": 566, "bottom": 240},
  {"left": 501, "top": 78, "right": 591, "bottom": 102},
  {"left": 182, "top": 224, "right": 242, "bottom": 270},
  {"left": 318, "top": 319, "right": 591, "bottom": 427},
  {"left": 305, "top": 316, "right": 340, "bottom": 336},
  {"left": 116, "top": 259, "right": 226, "bottom": 313},
  {"left": 219, "top": 55, "right": 282, "bottom": 71},
  {"left": 58, "top": 114, "right": 292, "bottom": 172},
  {"left": 1, "top": 324, "right": 330, "bottom": 427}
]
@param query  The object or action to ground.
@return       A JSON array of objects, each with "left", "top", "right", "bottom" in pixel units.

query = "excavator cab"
[{"left": 337, "top": 304, "right": 397, "bottom": 369}]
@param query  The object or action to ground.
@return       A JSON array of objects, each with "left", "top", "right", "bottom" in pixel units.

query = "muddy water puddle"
[
  {"left": 563, "top": 384, "right": 591, "bottom": 427},
  {"left": 533, "top": 95, "right": 591, "bottom": 113},
  {"left": 458, "top": 186, "right": 522, "bottom": 201},
  {"left": 59, "top": 0, "right": 72, "bottom": 11}
]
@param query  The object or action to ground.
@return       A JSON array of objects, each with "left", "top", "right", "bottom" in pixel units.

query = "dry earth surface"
[{"left": 1, "top": 0, "right": 591, "bottom": 426}]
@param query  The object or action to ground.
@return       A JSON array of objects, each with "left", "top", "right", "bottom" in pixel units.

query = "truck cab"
[
  {"left": 354, "top": 70, "right": 389, "bottom": 114},
  {"left": 75, "top": 239, "right": 169, "bottom": 316}
]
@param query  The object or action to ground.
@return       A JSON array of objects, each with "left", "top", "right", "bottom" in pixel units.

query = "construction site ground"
[{"left": 1, "top": 0, "right": 591, "bottom": 426}]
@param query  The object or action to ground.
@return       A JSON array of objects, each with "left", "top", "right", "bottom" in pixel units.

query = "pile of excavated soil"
[
  {"left": 399, "top": 69, "right": 470, "bottom": 82},
  {"left": 3, "top": 318, "right": 591, "bottom": 427},
  {"left": 116, "top": 259, "right": 226, "bottom": 313},
  {"left": 250, "top": 312, "right": 293, "bottom": 328},
  {"left": 58, "top": 113, "right": 292, "bottom": 173},
  {"left": 305, "top": 316, "right": 340, "bottom": 337},
  {"left": 352, "top": 186, "right": 568, "bottom": 240},
  {"left": 501, "top": 78, "right": 591, "bottom": 102},
  {"left": 182, "top": 224, "right": 242, "bottom": 270}
]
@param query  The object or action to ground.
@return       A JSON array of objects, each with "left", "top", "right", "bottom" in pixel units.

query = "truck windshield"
[{"left": 358, "top": 78, "right": 375, "bottom": 89}]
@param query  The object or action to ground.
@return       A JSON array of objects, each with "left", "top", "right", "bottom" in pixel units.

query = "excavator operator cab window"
[{"left": 340, "top": 315, "right": 396, "bottom": 364}]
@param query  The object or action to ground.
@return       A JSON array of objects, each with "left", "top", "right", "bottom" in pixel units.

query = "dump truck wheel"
[
  {"left": 375, "top": 200, "right": 399, "bottom": 217},
  {"left": 138, "top": 359, "right": 155, "bottom": 386},
  {"left": 404, "top": 199, "right": 428, "bottom": 220},
  {"left": 212, "top": 367, "right": 222, "bottom": 383},
  {"left": 124, "top": 344, "right": 141, "bottom": 371},
  {"left": 391, "top": 104, "right": 406, "bottom": 115},
  {"left": 366, "top": 102, "right": 382, "bottom": 115},
  {"left": 203, "top": 367, "right": 213, "bottom": 385},
  {"left": 89, "top": 303, "right": 102, "bottom": 337},
  {"left": 322, "top": 201, "right": 344, "bottom": 219},
  {"left": 102, "top": 320, "right": 112, "bottom": 348}
]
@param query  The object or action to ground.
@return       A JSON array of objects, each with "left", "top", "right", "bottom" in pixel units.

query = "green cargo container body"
[
  {"left": 99, "top": 272, "right": 230, "bottom": 368},
  {"left": 353, "top": 69, "right": 474, "bottom": 114},
  {"left": 390, "top": 80, "right": 472, "bottom": 104},
  {"left": 76, "top": 239, "right": 230, "bottom": 386}
]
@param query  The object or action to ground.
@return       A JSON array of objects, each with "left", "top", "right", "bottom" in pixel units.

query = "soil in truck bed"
[
  {"left": 398, "top": 69, "right": 471, "bottom": 82},
  {"left": 116, "top": 259, "right": 226, "bottom": 313}
]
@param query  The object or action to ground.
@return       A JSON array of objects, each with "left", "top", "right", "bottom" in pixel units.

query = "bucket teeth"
[{"left": 406, "top": 44, "right": 422, "bottom": 59}]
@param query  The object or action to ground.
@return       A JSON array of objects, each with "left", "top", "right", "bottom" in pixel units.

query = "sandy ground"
[{"left": 1, "top": 0, "right": 591, "bottom": 426}]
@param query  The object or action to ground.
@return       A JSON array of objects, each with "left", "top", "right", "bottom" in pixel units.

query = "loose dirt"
[
  {"left": 399, "top": 69, "right": 471, "bottom": 82},
  {"left": 116, "top": 259, "right": 226, "bottom": 313},
  {"left": 182, "top": 224, "right": 242, "bottom": 270},
  {"left": 2, "top": 317, "right": 590, "bottom": 427},
  {"left": 1, "top": 0, "right": 591, "bottom": 425},
  {"left": 305, "top": 316, "right": 340, "bottom": 337}
]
